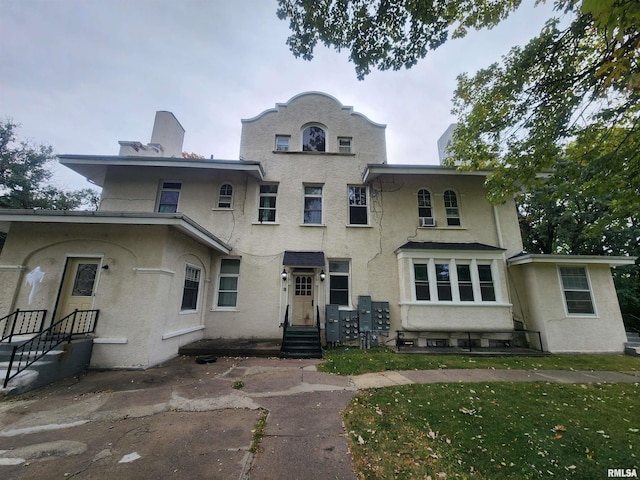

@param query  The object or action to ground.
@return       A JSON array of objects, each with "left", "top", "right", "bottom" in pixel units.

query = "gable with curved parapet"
[{"left": 240, "top": 92, "right": 387, "bottom": 165}]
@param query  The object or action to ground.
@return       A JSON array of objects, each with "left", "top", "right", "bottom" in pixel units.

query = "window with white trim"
[
  {"left": 218, "top": 183, "right": 233, "bottom": 208},
  {"left": 338, "top": 137, "right": 352, "bottom": 153},
  {"left": 181, "top": 265, "right": 201, "bottom": 311},
  {"left": 417, "top": 189, "right": 433, "bottom": 224},
  {"left": 276, "top": 135, "right": 290, "bottom": 151},
  {"left": 258, "top": 184, "right": 278, "bottom": 222},
  {"left": 559, "top": 266, "right": 595, "bottom": 314},
  {"left": 303, "top": 185, "right": 323, "bottom": 224},
  {"left": 157, "top": 181, "right": 181, "bottom": 213},
  {"left": 444, "top": 189, "right": 461, "bottom": 226},
  {"left": 216, "top": 258, "right": 240, "bottom": 308},
  {"left": 329, "top": 260, "right": 350, "bottom": 306},
  {"left": 412, "top": 259, "right": 498, "bottom": 303},
  {"left": 348, "top": 185, "right": 368, "bottom": 225}
]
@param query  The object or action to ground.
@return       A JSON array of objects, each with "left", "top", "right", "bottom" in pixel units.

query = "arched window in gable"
[
  {"left": 218, "top": 183, "right": 233, "bottom": 209},
  {"left": 302, "top": 125, "right": 326, "bottom": 152},
  {"left": 444, "top": 189, "right": 461, "bottom": 226}
]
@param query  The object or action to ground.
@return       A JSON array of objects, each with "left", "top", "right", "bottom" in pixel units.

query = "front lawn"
[
  {"left": 319, "top": 347, "right": 640, "bottom": 375},
  {"left": 344, "top": 382, "right": 640, "bottom": 479}
]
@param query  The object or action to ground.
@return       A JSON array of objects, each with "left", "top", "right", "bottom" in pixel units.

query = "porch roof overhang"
[
  {"left": 396, "top": 241, "right": 505, "bottom": 252},
  {"left": 0, "top": 210, "right": 231, "bottom": 254},
  {"left": 57, "top": 154, "right": 265, "bottom": 187},
  {"left": 362, "top": 164, "right": 492, "bottom": 183},
  {"left": 507, "top": 253, "right": 637, "bottom": 268},
  {"left": 282, "top": 251, "right": 325, "bottom": 267}
]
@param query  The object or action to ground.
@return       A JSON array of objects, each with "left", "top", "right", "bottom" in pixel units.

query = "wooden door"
[{"left": 292, "top": 274, "right": 314, "bottom": 326}]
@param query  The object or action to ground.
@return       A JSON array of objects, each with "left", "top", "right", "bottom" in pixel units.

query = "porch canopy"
[{"left": 282, "top": 251, "right": 325, "bottom": 267}]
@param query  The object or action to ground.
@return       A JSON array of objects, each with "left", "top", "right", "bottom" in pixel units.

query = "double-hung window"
[
  {"left": 275, "top": 135, "right": 290, "bottom": 151},
  {"left": 258, "top": 184, "right": 278, "bottom": 222},
  {"left": 444, "top": 190, "right": 461, "bottom": 226},
  {"left": 478, "top": 264, "right": 496, "bottom": 301},
  {"left": 435, "top": 263, "right": 453, "bottom": 301},
  {"left": 216, "top": 258, "right": 240, "bottom": 308},
  {"left": 329, "top": 260, "right": 350, "bottom": 306},
  {"left": 218, "top": 183, "right": 233, "bottom": 208},
  {"left": 348, "top": 186, "right": 368, "bottom": 225},
  {"left": 457, "top": 264, "right": 474, "bottom": 301},
  {"left": 181, "top": 265, "right": 201, "bottom": 311},
  {"left": 414, "top": 264, "right": 430, "bottom": 300},
  {"left": 157, "top": 181, "right": 181, "bottom": 213},
  {"left": 559, "top": 266, "right": 595, "bottom": 314},
  {"left": 338, "top": 137, "right": 352, "bottom": 153},
  {"left": 303, "top": 185, "right": 323, "bottom": 224}
]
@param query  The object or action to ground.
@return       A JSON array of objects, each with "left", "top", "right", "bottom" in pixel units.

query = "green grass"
[
  {"left": 318, "top": 347, "right": 640, "bottom": 375},
  {"left": 344, "top": 382, "right": 640, "bottom": 479}
]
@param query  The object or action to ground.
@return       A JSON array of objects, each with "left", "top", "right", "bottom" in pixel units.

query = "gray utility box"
[
  {"left": 341, "top": 310, "right": 359, "bottom": 341},
  {"left": 358, "top": 295, "right": 373, "bottom": 332},
  {"left": 325, "top": 304, "right": 340, "bottom": 343},
  {"left": 371, "top": 301, "right": 391, "bottom": 331}
]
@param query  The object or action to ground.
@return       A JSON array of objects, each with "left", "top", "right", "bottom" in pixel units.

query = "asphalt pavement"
[{"left": 0, "top": 355, "right": 638, "bottom": 479}]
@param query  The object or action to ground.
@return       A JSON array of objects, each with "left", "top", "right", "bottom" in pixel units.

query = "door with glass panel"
[{"left": 56, "top": 258, "right": 100, "bottom": 332}]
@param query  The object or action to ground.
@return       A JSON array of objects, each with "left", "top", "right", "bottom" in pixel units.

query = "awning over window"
[{"left": 282, "top": 251, "right": 325, "bottom": 267}]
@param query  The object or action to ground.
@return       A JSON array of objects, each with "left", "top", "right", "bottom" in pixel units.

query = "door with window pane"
[
  {"left": 292, "top": 274, "right": 314, "bottom": 326},
  {"left": 56, "top": 258, "right": 100, "bottom": 332}
]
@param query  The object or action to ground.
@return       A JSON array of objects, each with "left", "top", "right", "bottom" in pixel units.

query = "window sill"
[
  {"left": 272, "top": 150, "right": 355, "bottom": 156},
  {"left": 300, "top": 223, "right": 326, "bottom": 227},
  {"left": 418, "top": 226, "right": 466, "bottom": 230},
  {"left": 212, "top": 207, "right": 234, "bottom": 211},
  {"left": 346, "top": 224, "right": 373, "bottom": 228},
  {"left": 179, "top": 309, "right": 198, "bottom": 315},
  {"left": 252, "top": 222, "right": 280, "bottom": 226},
  {"left": 401, "top": 301, "right": 512, "bottom": 307},
  {"left": 212, "top": 307, "right": 239, "bottom": 312}
]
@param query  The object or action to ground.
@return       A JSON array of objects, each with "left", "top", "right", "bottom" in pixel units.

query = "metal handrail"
[
  {"left": 0, "top": 310, "right": 47, "bottom": 343},
  {"left": 3, "top": 309, "right": 99, "bottom": 388},
  {"left": 396, "top": 329, "right": 544, "bottom": 353},
  {"left": 280, "top": 305, "right": 289, "bottom": 346}
]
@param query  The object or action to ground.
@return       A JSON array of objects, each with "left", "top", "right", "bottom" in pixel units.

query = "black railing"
[
  {"left": 396, "top": 329, "right": 544, "bottom": 353},
  {"left": 281, "top": 305, "right": 290, "bottom": 345},
  {"left": 4, "top": 309, "right": 99, "bottom": 388},
  {"left": 0, "top": 310, "right": 47, "bottom": 343}
]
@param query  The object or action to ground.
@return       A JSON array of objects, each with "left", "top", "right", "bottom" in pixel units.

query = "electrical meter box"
[
  {"left": 340, "top": 310, "right": 359, "bottom": 341},
  {"left": 371, "top": 301, "right": 391, "bottom": 331},
  {"left": 325, "top": 304, "right": 340, "bottom": 343},
  {"left": 358, "top": 295, "right": 373, "bottom": 332}
]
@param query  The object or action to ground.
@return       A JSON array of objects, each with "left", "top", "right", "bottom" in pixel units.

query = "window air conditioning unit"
[{"left": 420, "top": 217, "right": 436, "bottom": 227}]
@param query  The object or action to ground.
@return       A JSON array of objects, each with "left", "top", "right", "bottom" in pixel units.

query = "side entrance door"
[
  {"left": 55, "top": 257, "right": 100, "bottom": 332},
  {"left": 292, "top": 274, "right": 314, "bottom": 326}
]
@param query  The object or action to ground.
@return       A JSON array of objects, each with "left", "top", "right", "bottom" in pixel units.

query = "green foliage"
[
  {"left": 276, "top": 0, "right": 525, "bottom": 80},
  {"left": 0, "top": 120, "right": 98, "bottom": 211},
  {"left": 319, "top": 347, "right": 640, "bottom": 375},
  {"left": 345, "top": 382, "right": 640, "bottom": 479}
]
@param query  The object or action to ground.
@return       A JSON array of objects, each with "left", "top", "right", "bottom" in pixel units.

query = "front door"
[
  {"left": 55, "top": 258, "right": 100, "bottom": 331},
  {"left": 292, "top": 274, "right": 314, "bottom": 326}
]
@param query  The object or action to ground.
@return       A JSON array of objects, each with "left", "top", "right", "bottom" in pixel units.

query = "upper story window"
[
  {"left": 559, "top": 266, "right": 595, "bottom": 315},
  {"left": 417, "top": 189, "right": 434, "bottom": 226},
  {"left": 157, "top": 181, "right": 181, "bottom": 213},
  {"left": 275, "top": 135, "right": 290, "bottom": 151},
  {"left": 303, "top": 185, "right": 323, "bottom": 224},
  {"left": 303, "top": 126, "right": 326, "bottom": 152},
  {"left": 348, "top": 185, "right": 368, "bottom": 225},
  {"left": 338, "top": 137, "right": 352, "bottom": 153},
  {"left": 444, "top": 189, "right": 461, "bottom": 226},
  {"left": 258, "top": 184, "right": 278, "bottom": 222},
  {"left": 217, "top": 183, "right": 233, "bottom": 209}
]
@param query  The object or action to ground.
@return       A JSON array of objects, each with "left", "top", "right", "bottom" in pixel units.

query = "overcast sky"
[{"left": 1, "top": 0, "right": 562, "bottom": 191}]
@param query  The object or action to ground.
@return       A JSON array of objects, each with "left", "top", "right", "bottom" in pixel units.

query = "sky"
[{"left": 1, "top": 0, "right": 562, "bottom": 192}]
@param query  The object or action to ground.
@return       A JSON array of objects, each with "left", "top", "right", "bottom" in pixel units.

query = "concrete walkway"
[{"left": 0, "top": 356, "right": 638, "bottom": 479}]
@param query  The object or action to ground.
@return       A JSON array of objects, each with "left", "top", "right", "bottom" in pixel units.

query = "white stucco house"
[{"left": 0, "top": 92, "right": 634, "bottom": 368}]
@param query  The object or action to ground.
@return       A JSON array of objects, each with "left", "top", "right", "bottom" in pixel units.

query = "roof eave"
[{"left": 507, "top": 253, "right": 637, "bottom": 267}]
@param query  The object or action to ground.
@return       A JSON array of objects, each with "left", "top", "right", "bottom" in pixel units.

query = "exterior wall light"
[
  {"left": 319, "top": 269, "right": 326, "bottom": 281},
  {"left": 281, "top": 269, "right": 288, "bottom": 281}
]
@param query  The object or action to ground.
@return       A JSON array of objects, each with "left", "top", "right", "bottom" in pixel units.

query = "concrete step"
[{"left": 624, "top": 346, "right": 640, "bottom": 357}]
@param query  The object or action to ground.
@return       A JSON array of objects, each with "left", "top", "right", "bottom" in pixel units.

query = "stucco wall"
[{"left": 509, "top": 262, "right": 627, "bottom": 353}]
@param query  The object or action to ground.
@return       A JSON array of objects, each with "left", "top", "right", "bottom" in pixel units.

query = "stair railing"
[
  {"left": 0, "top": 310, "right": 47, "bottom": 343},
  {"left": 3, "top": 309, "right": 99, "bottom": 388},
  {"left": 280, "top": 305, "right": 289, "bottom": 347}
]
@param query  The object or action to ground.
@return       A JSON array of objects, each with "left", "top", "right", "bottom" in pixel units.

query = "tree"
[
  {"left": 0, "top": 120, "right": 98, "bottom": 247},
  {"left": 277, "top": 1, "right": 640, "bottom": 203}
]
